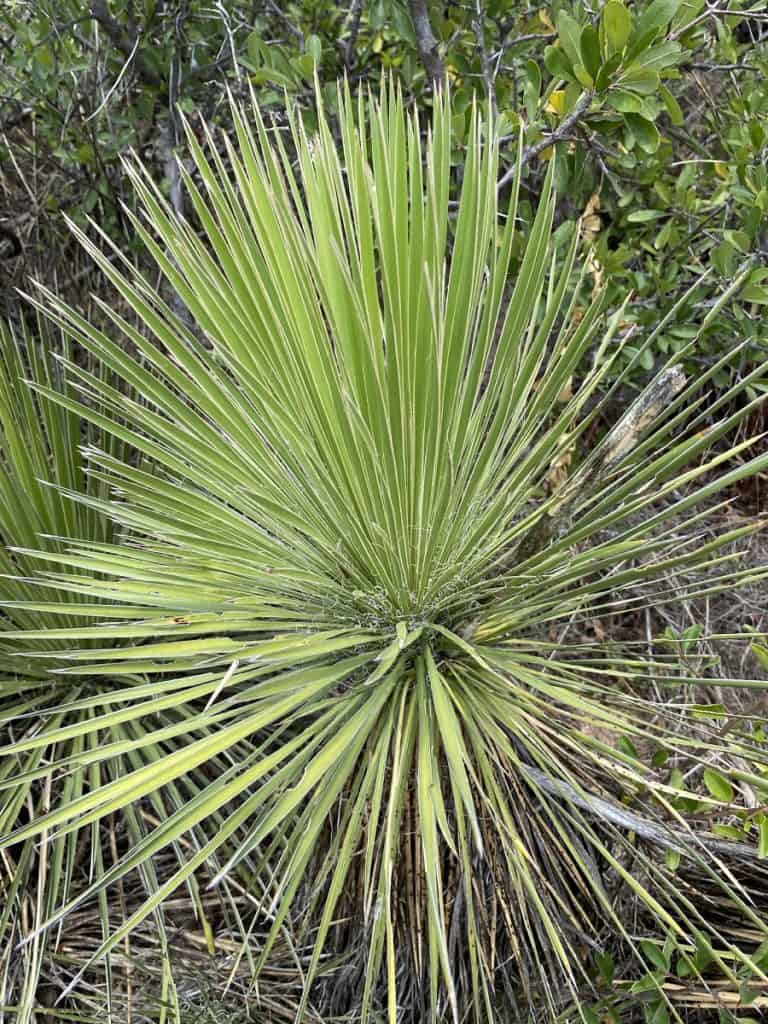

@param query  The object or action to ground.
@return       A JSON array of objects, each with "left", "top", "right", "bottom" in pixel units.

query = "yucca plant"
[
  {"left": 0, "top": 320, "right": 278, "bottom": 1023},
  {"left": 0, "top": 318, "right": 130, "bottom": 1022},
  {"left": 2, "top": 85, "right": 768, "bottom": 1021}
]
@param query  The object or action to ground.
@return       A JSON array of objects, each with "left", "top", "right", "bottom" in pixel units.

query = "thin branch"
[
  {"left": 690, "top": 61, "right": 759, "bottom": 70},
  {"left": 671, "top": 2, "right": 768, "bottom": 40},
  {"left": 523, "top": 765, "right": 762, "bottom": 863},
  {"left": 264, "top": 0, "right": 305, "bottom": 49},
  {"left": 497, "top": 90, "right": 593, "bottom": 191},
  {"left": 495, "top": 30, "right": 556, "bottom": 56},
  {"left": 88, "top": 1, "right": 234, "bottom": 87}
]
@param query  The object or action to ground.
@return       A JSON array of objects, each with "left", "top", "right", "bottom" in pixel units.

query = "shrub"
[{"left": 2, "top": 86, "right": 768, "bottom": 1021}]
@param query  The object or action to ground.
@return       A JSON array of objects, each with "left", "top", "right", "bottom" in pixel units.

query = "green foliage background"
[{"left": 1, "top": 0, "right": 767, "bottom": 395}]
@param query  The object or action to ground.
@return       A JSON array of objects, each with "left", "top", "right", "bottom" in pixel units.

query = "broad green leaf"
[
  {"left": 600, "top": 1, "right": 633, "bottom": 55},
  {"left": 608, "top": 88, "right": 645, "bottom": 112},
  {"left": 580, "top": 24, "right": 602, "bottom": 80},
  {"left": 640, "top": 939, "right": 670, "bottom": 972},
  {"left": 659, "top": 83, "right": 684, "bottom": 125},
  {"left": 557, "top": 12, "right": 585, "bottom": 69},
  {"left": 740, "top": 286, "right": 768, "bottom": 305},
  {"left": 544, "top": 44, "right": 574, "bottom": 80},
  {"left": 703, "top": 768, "right": 734, "bottom": 803},
  {"left": 624, "top": 111, "right": 660, "bottom": 152},
  {"left": 634, "top": 0, "right": 680, "bottom": 40}
]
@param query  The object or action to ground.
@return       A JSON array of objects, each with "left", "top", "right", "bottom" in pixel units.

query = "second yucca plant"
[{"left": 3, "top": 85, "right": 768, "bottom": 1021}]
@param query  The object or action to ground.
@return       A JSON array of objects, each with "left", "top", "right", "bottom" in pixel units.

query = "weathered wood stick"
[{"left": 523, "top": 763, "right": 760, "bottom": 863}]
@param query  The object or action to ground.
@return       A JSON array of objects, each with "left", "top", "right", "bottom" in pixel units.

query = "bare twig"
[
  {"left": 497, "top": 90, "right": 593, "bottom": 191},
  {"left": 264, "top": 0, "right": 305, "bottom": 49},
  {"left": 671, "top": 2, "right": 768, "bottom": 40},
  {"left": 690, "top": 61, "right": 759, "bottom": 70},
  {"left": 523, "top": 764, "right": 762, "bottom": 863},
  {"left": 498, "top": 30, "right": 556, "bottom": 50}
]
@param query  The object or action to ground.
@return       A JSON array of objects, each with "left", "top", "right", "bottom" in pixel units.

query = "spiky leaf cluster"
[{"left": 2, "top": 87, "right": 768, "bottom": 1022}]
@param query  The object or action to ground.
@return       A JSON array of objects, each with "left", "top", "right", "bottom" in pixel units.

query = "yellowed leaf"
[
  {"left": 582, "top": 214, "right": 601, "bottom": 236},
  {"left": 587, "top": 250, "right": 603, "bottom": 293},
  {"left": 583, "top": 191, "right": 601, "bottom": 218},
  {"left": 580, "top": 193, "right": 604, "bottom": 290},
  {"left": 546, "top": 90, "right": 566, "bottom": 115},
  {"left": 548, "top": 445, "right": 573, "bottom": 489},
  {"left": 539, "top": 8, "right": 556, "bottom": 31}
]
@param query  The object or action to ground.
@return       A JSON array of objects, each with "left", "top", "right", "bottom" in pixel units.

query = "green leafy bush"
[{"left": 2, "top": 87, "right": 768, "bottom": 1021}]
